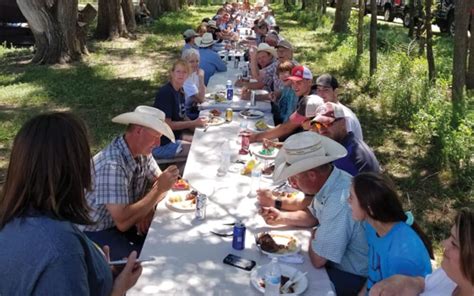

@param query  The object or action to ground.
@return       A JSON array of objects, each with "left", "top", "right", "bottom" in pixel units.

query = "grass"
[{"left": 1, "top": 4, "right": 472, "bottom": 260}]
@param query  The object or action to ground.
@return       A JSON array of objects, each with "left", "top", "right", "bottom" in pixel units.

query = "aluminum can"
[
  {"left": 225, "top": 108, "right": 233, "bottom": 122},
  {"left": 250, "top": 90, "right": 256, "bottom": 106},
  {"left": 195, "top": 193, "right": 207, "bottom": 220},
  {"left": 234, "top": 58, "right": 239, "bottom": 69},
  {"left": 242, "top": 64, "right": 248, "bottom": 78},
  {"left": 232, "top": 222, "right": 246, "bottom": 250}
]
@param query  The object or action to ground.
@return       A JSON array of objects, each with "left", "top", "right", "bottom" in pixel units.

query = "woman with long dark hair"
[
  {"left": 348, "top": 172, "right": 434, "bottom": 294},
  {"left": 0, "top": 113, "right": 142, "bottom": 295}
]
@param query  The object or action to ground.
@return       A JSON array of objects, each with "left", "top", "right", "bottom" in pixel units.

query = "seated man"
[
  {"left": 82, "top": 106, "right": 180, "bottom": 261},
  {"left": 311, "top": 102, "right": 380, "bottom": 176},
  {"left": 237, "top": 43, "right": 276, "bottom": 91},
  {"left": 181, "top": 29, "right": 199, "bottom": 54},
  {"left": 196, "top": 33, "right": 227, "bottom": 85},
  {"left": 259, "top": 132, "right": 368, "bottom": 296},
  {"left": 249, "top": 65, "right": 323, "bottom": 143},
  {"left": 313, "top": 73, "right": 363, "bottom": 140}
]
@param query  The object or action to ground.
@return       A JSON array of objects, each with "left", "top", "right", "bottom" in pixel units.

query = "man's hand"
[
  {"left": 248, "top": 132, "right": 260, "bottom": 144},
  {"left": 198, "top": 69, "right": 205, "bottom": 82},
  {"left": 111, "top": 251, "right": 143, "bottom": 296},
  {"left": 135, "top": 209, "right": 154, "bottom": 235},
  {"left": 257, "top": 189, "right": 275, "bottom": 207},
  {"left": 259, "top": 206, "right": 285, "bottom": 225},
  {"left": 154, "top": 165, "right": 179, "bottom": 194},
  {"left": 193, "top": 116, "right": 208, "bottom": 128}
]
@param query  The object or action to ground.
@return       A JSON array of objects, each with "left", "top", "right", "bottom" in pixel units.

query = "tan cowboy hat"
[
  {"left": 195, "top": 32, "right": 216, "bottom": 48},
  {"left": 257, "top": 42, "right": 277, "bottom": 58},
  {"left": 272, "top": 131, "right": 347, "bottom": 183},
  {"left": 112, "top": 106, "right": 175, "bottom": 143}
]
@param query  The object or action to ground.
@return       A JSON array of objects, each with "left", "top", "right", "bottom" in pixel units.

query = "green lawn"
[{"left": 1, "top": 4, "right": 472, "bottom": 260}]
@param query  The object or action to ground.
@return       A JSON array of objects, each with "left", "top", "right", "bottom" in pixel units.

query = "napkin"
[{"left": 268, "top": 254, "right": 304, "bottom": 264}]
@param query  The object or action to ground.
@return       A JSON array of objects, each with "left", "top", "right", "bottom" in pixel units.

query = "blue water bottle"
[
  {"left": 232, "top": 221, "right": 246, "bottom": 250},
  {"left": 226, "top": 80, "right": 233, "bottom": 101}
]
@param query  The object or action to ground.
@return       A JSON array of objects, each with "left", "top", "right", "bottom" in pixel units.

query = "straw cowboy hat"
[
  {"left": 195, "top": 32, "right": 216, "bottom": 48},
  {"left": 272, "top": 131, "right": 347, "bottom": 183},
  {"left": 112, "top": 106, "right": 175, "bottom": 143},
  {"left": 257, "top": 42, "right": 277, "bottom": 58}
]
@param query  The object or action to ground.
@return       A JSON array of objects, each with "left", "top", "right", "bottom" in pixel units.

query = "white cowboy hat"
[
  {"left": 195, "top": 32, "right": 216, "bottom": 48},
  {"left": 272, "top": 131, "right": 347, "bottom": 183},
  {"left": 112, "top": 106, "right": 175, "bottom": 143},
  {"left": 257, "top": 42, "right": 277, "bottom": 58}
]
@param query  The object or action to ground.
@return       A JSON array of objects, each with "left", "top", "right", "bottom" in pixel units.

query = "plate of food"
[
  {"left": 253, "top": 89, "right": 269, "bottom": 96},
  {"left": 239, "top": 109, "right": 264, "bottom": 119},
  {"left": 255, "top": 232, "right": 301, "bottom": 257},
  {"left": 165, "top": 190, "right": 198, "bottom": 212},
  {"left": 250, "top": 143, "right": 279, "bottom": 159},
  {"left": 271, "top": 183, "right": 303, "bottom": 199},
  {"left": 262, "top": 164, "right": 275, "bottom": 178},
  {"left": 207, "top": 92, "right": 228, "bottom": 103},
  {"left": 254, "top": 119, "right": 271, "bottom": 131},
  {"left": 207, "top": 116, "right": 226, "bottom": 126},
  {"left": 172, "top": 178, "right": 190, "bottom": 191},
  {"left": 250, "top": 264, "right": 308, "bottom": 295}
]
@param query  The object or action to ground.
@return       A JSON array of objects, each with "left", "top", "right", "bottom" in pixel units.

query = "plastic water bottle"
[
  {"left": 226, "top": 80, "right": 233, "bottom": 101},
  {"left": 264, "top": 257, "right": 281, "bottom": 296},
  {"left": 217, "top": 140, "right": 231, "bottom": 176},
  {"left": 248, "top": 167, "right": 261, "bottom": 197}
]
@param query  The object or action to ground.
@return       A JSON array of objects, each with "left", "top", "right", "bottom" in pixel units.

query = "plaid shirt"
[
  {"left": 263, "top": 59, "right": 299, "bottom": 92},
  {"left": 81, "top": 136, "right": 161, "bottom": 232}
]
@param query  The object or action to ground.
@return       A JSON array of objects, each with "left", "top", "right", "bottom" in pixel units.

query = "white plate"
[
  {"left": 165, "top": 191, "right": 196, "bottom": 212},
  {"left": 239, "top": 109, "right": 264, "bottom": 119},
  {"left": 256, "top": 232, "right": 301, "bottom": 257},
  {"left": 250, "top": 143, "right": 279, "bottom": 159},
  {"left": 206, "top": 116, "right": 226, "bottom": 126},
  {"left": 250, "top": 264, "right": 308, "bottom": 295},
  {"left": 253, "top": 89, "right": 269, "bottom": 96}
]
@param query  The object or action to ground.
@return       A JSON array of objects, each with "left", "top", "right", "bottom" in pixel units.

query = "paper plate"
[
  {"left": 239, "top": 109, "right": 264, "bottom": 119},
  {"left": 165, "top": 191, "right": 196, "bottom": 212},
  {"left": 255, "top": 232, "right": 301, "bottom": 257},
  {"left": 207, "top": 116, "right": 226, "bottom": 126},
  {"left": 250, "top": 264, "right": 308, "bottom": 295},
  {"left": 249, "top": 143, "right": 279, "bottom": 159}
]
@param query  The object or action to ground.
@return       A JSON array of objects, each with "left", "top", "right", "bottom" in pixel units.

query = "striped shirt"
[
  {"left": 309, "top": 167, "right": 368, "bottom": 277},
  {"left": 81, "top": 136, "right": 161, "bottom": 232}
]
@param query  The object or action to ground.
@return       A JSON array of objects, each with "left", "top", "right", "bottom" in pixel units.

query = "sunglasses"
[{"left": 311, "top": 118, "right": 342, "bottom": 129}]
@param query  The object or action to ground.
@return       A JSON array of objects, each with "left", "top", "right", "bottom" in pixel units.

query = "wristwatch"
[{"left": 274, "top": 198, "right": 282, "bottom": 210}]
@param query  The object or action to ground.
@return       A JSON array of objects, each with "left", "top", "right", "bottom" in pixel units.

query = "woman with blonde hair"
[
  {"left": 152, "top": 59, "right": 207, "bottom": 162},
  {"left": 182, "top": 48, "right": 206, "bottom": 120}
]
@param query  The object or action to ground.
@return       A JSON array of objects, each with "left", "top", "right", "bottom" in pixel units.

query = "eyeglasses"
[{"left": 311, "top": 118, "right": 342, "bottom": 129}]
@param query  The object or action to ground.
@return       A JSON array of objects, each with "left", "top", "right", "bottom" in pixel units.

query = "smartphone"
[
  {"left": 223, "top": 254, "right": 256, "bottom": 271},
  {"left": 109, "top": 257, "right": 155, "bottom": 266}
]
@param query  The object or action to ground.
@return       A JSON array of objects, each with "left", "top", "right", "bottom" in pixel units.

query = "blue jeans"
[
  {"left": 152, "top": 140, "right": 183, "bottom": 159},
  {"left": 84, "top": 227, "right": 145, "bottom": 261},
  {"left": 326, "top": 265, "right": 367, "bottom": 296}
]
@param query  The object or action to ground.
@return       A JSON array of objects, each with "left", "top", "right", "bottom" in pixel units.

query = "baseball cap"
[
  {"left": 287, "top": 65, "right": 313, "bottom": 82},
  {"left": 311, "top": 102, "right": 346, "bottom": 125},
  {"left": 289, "top": 95, "right": 324, "bottom": 124},
  {"left": 276, "top": 39, "right": 293, "bottom": 50},
  {"left": 183, "top": 29, "right": 199, "bottom": 39},
  {"left": 316, "top": 73, "right": 339, "bottom": 89}
]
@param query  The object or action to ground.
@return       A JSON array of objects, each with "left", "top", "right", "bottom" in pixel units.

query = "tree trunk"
[
  {"left": 466, "top": 7, "right": 474, "bottom": 89},
  {"left": 369, "top": 0, "right": 377, "bottom": 75},
  {"left": 284, "top": 0, "right": 292, "bottom": 11},
  {"left": 146, "top": 0, "right": 163, "bottom": 18},
  {"left": 96, "top": 0, "right": 133, "bottom": 40},
  {"left": 408, "top": 0, "right": 415, "bottom": 38},
  {"left": 425, "top": 0, "right": 435, "bottom": 83},
  {"left": 357, "top": 0, "right": 365, "bottom": 56},
  {"left": 121, "top": 0, "right": 136, "bottom": 33},
  {"left": 452, "top": 0, "right": 470, "bottom": 121},
  {"left": 416, "top": 0, "right": 424, "bottom": 56},
  {"left": 332, "top": 0, "right": 352, "bottom": 33},
  {"left": 17, "top": 0, "right": 83, "bottom": 64}
]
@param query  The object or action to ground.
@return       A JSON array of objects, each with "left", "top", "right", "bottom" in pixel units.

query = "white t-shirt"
[
  {"left": 183, "top": 71, "right": 199, "bottom": 102},
  {"left": 420, "top": 268, "right": 457, "bottom": 296},
  {"left": 339, "top": 103, "right": 363, "bottom": 141}
]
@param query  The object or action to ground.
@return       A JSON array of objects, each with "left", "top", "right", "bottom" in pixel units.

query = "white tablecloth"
[{"left": 129, "top": 118, "right": 335, "bottom": 295}]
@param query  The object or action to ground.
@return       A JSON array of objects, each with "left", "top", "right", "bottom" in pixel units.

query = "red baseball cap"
[{"left": 287, "top": 66, "right": 313, "bottom": 82}]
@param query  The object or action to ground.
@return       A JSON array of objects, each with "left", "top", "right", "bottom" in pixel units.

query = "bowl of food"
[{"left": 166, "top": 190, "right": 198, "bottom": 212}]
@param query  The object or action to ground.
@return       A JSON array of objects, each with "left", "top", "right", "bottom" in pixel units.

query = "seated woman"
[
  {"left": 369, "top": 208, "right": 473, "bottom": 296},
  {"left": 348, "top": 172, "right": 434, "bottom": 294},
  {"left": 182, "top": 48, "right": 206, "bottom": 120},
  {"left": 0, "top": 112, "right": 142, "bottom": 295},
  {"left": 152, "top": 59, "right": 207, "bottom": 161}
]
